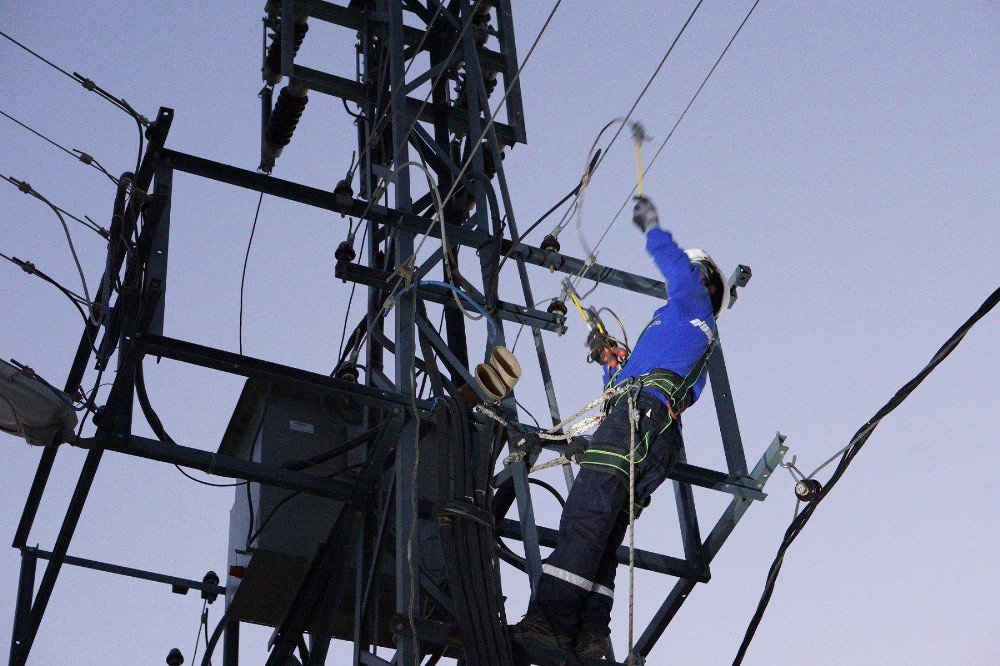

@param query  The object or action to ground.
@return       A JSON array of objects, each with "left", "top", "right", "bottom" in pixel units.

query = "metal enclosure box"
[{"left": 221, "top": 379, "right": 365, "bottom": 628}]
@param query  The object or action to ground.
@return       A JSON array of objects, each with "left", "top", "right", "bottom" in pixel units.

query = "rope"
[
  {"left": 626, "top": 388, "right": 639, "bottom": 666},
  {"left": 477, "top": 385, "right": 623, "bottom": 469}
]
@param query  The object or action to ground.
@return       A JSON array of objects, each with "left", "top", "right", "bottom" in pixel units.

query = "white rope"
[{"left": 476, "top": 385, "right": 625, "bottom": 469}]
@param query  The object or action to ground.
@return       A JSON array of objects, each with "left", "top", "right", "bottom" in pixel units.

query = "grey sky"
[{"left": 1, "top": 1, "right": 997, "bottom": 664}]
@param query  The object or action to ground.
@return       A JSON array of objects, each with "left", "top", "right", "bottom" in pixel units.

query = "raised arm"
[{"left": 633, "top": 196, "right": 703, "bottom": 302}]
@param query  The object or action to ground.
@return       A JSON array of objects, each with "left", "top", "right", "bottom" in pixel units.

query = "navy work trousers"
[{"left": 529, "top": 392, "right": 684, "bottom": 636}]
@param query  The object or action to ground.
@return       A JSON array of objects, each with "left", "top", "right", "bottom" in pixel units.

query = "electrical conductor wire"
[
  {"left": 239, "top": 192, "right": 265, "bottom": 355},
  {"left": 734, "top": 286, "right": 1000, "bottom": 664},
  {"left": 593, "top": 0, "right": 764, "bottom": 257}
]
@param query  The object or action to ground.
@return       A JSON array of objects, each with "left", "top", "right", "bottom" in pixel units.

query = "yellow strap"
[{"left": 635, "top": 141, "right": 644, "bottom": 197}]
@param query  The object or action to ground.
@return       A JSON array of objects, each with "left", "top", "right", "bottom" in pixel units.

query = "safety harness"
[{"left": 576, "top": 337, "right": 715, "bottom": 481}]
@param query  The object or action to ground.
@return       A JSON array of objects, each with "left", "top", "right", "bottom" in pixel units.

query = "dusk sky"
[{"left": 1, "top": 2, "right": 997, "bottom": 664}]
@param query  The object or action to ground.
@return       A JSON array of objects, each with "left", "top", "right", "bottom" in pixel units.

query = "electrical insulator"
[
  {"left": 334, "top": 178, "right": 353, "bottom": 198},
  {"left": 201, "top": 570, "right": 220, "bottom": 603},
  {"left": 335, "top": 241, "right": 356, "bottom": 263},
  {"left": 482, "top": 143, "right": 504, "bottom": 179},
  {"left": 263, "top": 20, "right": 309, "bottom": 85},
  {"left": 336, "top": 363, "right": 360, "bottom": 383},
  {"left": 540, "top": 234, "right": 560, "bottom": 253},
  {"left": 166, "top": 648, "right": 184, "bottom": 666},
  {"left": 794, "top": 478, "right": 822, "bottom": 502},
  {"left": 547, "top": 299, "right": 568, "bottom": 317},
  {"left": 260, "top": 86, "right": 309, "bottom": 172}
]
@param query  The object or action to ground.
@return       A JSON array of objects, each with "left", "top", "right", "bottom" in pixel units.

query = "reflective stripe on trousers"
[{"left": 542, "top": 563, "right": 614, "bottom": 599}]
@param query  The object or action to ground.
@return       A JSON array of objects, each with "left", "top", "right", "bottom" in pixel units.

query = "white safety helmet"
[{"left": 685, "top": 248, "right": 729, "bottom": 318}]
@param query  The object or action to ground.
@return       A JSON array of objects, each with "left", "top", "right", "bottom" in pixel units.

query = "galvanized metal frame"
[{"left": 7, "top": 3, "right": 782, "bottom": 665}]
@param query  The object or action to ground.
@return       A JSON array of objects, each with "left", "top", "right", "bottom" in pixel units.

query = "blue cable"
[{"left": 397, "top": 280, "right": 496, "bottom": 336}]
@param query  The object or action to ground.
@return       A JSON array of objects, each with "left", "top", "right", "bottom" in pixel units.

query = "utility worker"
[{"left": 511, "top": 195, "right": 728, "bottom": 659}]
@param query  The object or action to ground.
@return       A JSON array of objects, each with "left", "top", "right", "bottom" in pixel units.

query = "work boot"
[
  {"left": 575, "top": 631, "right": 611, "bottom": 660},
  {"left": 510, "top": 612, "right": 574, "bottom": 652}
]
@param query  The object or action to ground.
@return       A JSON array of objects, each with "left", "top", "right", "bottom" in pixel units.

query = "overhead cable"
[
  {"left": 0, "top": 108, "right": 123, "bottom": 193},
  {"left": 0, "top": 173, "right": 105, "bottom": 236},
  {"left": 238, "top": 192, "right": 266, "bottom": 355},
  {"left": 734, "top": 285, "right": 1000, "bottom": 664},
  {"left": 0, "top": 30, "right": 149, "bottom": 126},
  {"left": 588, "top": 0, "right": 706, "bottom": 178},
  {"left": 1, "top": 174, "right": 93, "bottom": 310},
  {"left": 593, "top": 0, "right": 764, "bottom": 258}
]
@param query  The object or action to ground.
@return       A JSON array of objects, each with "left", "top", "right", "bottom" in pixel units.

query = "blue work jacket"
[{"left": 603, "top": 228, "right": 717, "bottom": 406}]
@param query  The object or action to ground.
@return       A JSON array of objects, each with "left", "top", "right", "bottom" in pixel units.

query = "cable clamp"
[{"left": 390, "top": 256, "right": 417, "bottom": 290}]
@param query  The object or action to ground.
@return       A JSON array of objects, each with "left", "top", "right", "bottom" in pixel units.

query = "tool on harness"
[{"left": 560, "top": 278, "right": 630, "bottom": 370}]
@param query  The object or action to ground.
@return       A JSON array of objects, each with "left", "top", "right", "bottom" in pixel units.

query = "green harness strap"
[{"left": 578, "top": 338, "right": 715, "bottom": 481}]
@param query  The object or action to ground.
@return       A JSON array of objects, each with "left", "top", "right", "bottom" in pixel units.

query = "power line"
[
  {"left": 588, "top": 0, "right": 706, "bottom": 179},
  {"left": 593, "top": 0, "right": 764, "bottom": 256},
  {"left": 239, "top": 192, "right": 266, "bottom": 355},
  {"left": 0, "top": 173, "right": 106, "bottom": 236},
  {"left": 0, "top": 29, "right": 149, "bottom": 126},
  {"left": 734, "top": 285, "right": 1000, "bottom": 664},
  {"left": 1, "top": 109, "right": 128, "bottom": 192},
  {"left": 0, "top": 30, "right": 77, "bottom": 81},
  {"left": 1, "top": 174, "right": 94, "bottom": 309}
]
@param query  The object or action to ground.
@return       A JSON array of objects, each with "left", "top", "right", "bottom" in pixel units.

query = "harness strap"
[{"left": 580, "top": 340, "right": 715, "bottom": 482}]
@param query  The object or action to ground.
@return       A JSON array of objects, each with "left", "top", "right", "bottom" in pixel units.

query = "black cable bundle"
[
  {"left": 435, "top": 398, "right": 513, "bottom": 665},
  {"left": 734, "top": 286, "right": 1000, "bottom": 664}
]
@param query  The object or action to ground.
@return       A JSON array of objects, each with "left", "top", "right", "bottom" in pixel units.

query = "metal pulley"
[{"left": 794, "top": 478, "right": 822, "bottom": 502}]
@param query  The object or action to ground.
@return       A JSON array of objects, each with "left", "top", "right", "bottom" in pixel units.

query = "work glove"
[{"left": 632, "top": 195, "right": 659, "bottom": 233}]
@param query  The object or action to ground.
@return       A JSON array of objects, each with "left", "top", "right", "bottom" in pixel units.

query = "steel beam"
[
  {"left": 83, "top": 434, "right": 355, "bottom": 499},
  {"left": 9, "top": 549, "right": 35, "bottom": 666},
  {"left": 11, "top": 447, "right": 58, "bottom": 549},
  {"left": 291, "top": 65, "right": 519, "bottom": 147},
  {"left": 633, "top": 434, "right": 787, "bottom": 657},
  {"left": 223, "top": 621, "right": 240, "bottom": 666},
  {"left": 492, "top": 456, "right": 766, "bottom": 502},
  {"left": 707, "top": 338, "right": 749, "bottom": 477},
  {"left": 336, "top": 261, "right": 566, "bottom": 333},
  {"left": 158, "top": 149, "right": 665, "bottom": 297},
  {"left": 295, "top": 0, "right": 509, "bottom": 73},
  {"left": 24, "top": 547, "right": 225, "bottom": 597},
  {"left": 136, "top": 334, "right": 434, "bottom": 414},
  {"left": 496, "top": 519, "right": 709, "bottom": 583},
  {"left": 10, "top": 448, "right": 103, "bottom": 666}
]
